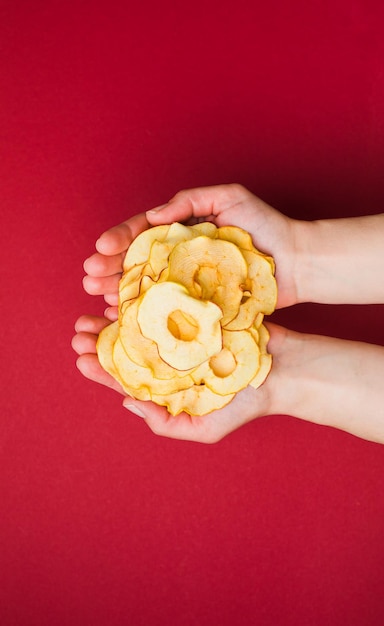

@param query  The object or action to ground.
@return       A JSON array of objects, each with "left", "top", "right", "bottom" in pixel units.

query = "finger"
[
  {"left": 74, "top": 315, "right": 111, "bottom": 334},
  {"left": 145, "top": 183, "right": 250, "bottom": 226},
  {"left": 122, "top": 398, "right": 200, "bottom": 440},
  {"left": 71, "top": 331, "right": 98, "bottom": 355},
  {"left": 122, "top": 385, "right": 259, "bottom": 443},
  {"left": 83, "top": 252, "right": 124, "bottom": 278},
  {"left": 83, "top": 274, "right": 121, "bottom": 296},
  {"left": 76, "top": 353, "right": 125, "bottom": 395},
  {"left": 96, "top": 213, "right": 150, "bottom": 256},
  {"left": 122, "top": 399, "right": 227, "bottom": 443},
  {"left": 104, "top": 293, "right": 119, "bottom": 306},
  {"left": 104, "top": 306, "right": 119, "bottom": 321}
]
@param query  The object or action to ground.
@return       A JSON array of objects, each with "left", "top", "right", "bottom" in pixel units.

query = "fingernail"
[
  {"left": 146, "top": 203, "right": 168, "bottom": 215},
  {"left": 123, "top": 403, "right": 147, "bottom": 418},
  {"left": 104, "top": 307, "right": 118, "bottom": 321}
]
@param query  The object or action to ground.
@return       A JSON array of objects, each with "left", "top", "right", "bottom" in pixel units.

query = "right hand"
[
  {"left": 144, "top": 184, "right": 300, "bottom": 310},
  {"left": 82, "top": 184, "right": 301, "bottom": 321}
]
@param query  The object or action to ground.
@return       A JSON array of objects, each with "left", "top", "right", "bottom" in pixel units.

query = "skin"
[{"left": 72, "top": 184, "right": 384, "bottom": 444}]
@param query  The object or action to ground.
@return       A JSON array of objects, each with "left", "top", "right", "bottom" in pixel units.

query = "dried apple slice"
[
  {"left": 216, "top": 225, "right": 275, "bottom": 266},
  {"left": 243, "top": 250, "right": 277, "bottom": 315},
  {"left": 215, "top": 225, "right": 255, "bottom": 251},
  {"left": 167, "top": 236, "right": 247, "bottom": 325},
  {"left": 123, "top": 225, "right": 170, "bottom": 270},
  {"left": 145, "top": 224, "right": 199, "bottom": 280},
  {"left": 151, "top": 384, "right": 235, "bottom": 416},
  {"left": 223, "top": 250, "right": 277, "bottom": 330},
  {"left": 119, "top": 265, "right": 171, "bottom": 318},
  {"left": 164, "top": 221, "right": 197, "bottom": 244},
  {"left": 222, "top": 288, "right": 259, "bottom": 331},
  {"left": 137, "top": 281, "right": 223, "bottom": 370},
  {"left": 97, "top": 325, "right": 151, "bottom": 400},
  {"left": 190, "top": 222, "right": 217, "bottom": 237},
  {"left": 249, "top": 324, "right": 272, "bottom": 389},
  {"left": 113, "top": 337, "right": 193, "bottom": 395},
  {"left": 120, "top": 298, "right": 195, "bottom": 380},
  {"left": 191, "top": 329, "right": 260, "bottom": 395},
  {"left": 96, "top": 321, "right": 124, "bottom": 385},
  {"left": 119, "top": 262, "right": 148, "bottom": 294},
  {"left": 147, "top": 240, "right": 171, "bottom": 277},
  {"left": 124, "top": 222, "right": 197, "bottom": 272},
  {"left": 254, "top": 312, "right": 264, "bottom": 328},
  {"left": 118, "top": 262, "right": 154, "bottom": 312}
]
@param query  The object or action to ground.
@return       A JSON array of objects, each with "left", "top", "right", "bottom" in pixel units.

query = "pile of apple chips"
[{"left": 96, "top": 222, "right": 277, "bottom": 416}]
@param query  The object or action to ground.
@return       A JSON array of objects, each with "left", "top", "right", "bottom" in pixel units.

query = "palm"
[{"left": 72, "top": 315, "right": 274, "bottom": 442}]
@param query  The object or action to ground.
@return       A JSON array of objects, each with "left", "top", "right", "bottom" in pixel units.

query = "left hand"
[{"left": 72, "top": 315, "right": 288, "bottom": 443}]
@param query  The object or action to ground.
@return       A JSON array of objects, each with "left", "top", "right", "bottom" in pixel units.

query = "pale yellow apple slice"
[
  {"left": 124, "top": 222, "right": 196, "bottom": 272},
  {"left": 167, "top": 236, "right": 247, "bottom": 326},
  {"left": 137, "top": 281, "right": 223, "bottom": 370},
  {"left": 123, "top": 225, "right": 170, "bottom": 270},
  {"left": 216, "top": 225, "right": 275, "bottom": 269},
  {"left": 113, "top": 337, "right": 194, "bottom": 395},
  {"left": 118, "top": 261, "right": 156, "bottom": 307},
  {"left": 96, "top": 324, "right": 150, "bottom": 400},
  {"left": 223, "top": 250, "right": 277, "bottom": 330},
  {"left": 191, "top": 329, "right": 260, "bottom": 395},
  {"left": 147, "top": 240, "right": 172, "bottom": 277},
  {"left": 190, "top": 222, "right": 217, "bottom": 237},
  {"left": 164, "top": 221, "right": 197, "bottom": 244},
  {"left": 118, "top": 262, "right": 148, "bottom": 302},
  {"left": 151, "top": 384, "right": 235, "bottom": 416},
  {"left": 96, "top": 321, "right": 124, "bottom": 385},
  {"left": 243, "top": 249, "right": 277, "bottom": 315},
  {"left": 254, "top": 312, "right": 264, "bottom": 328},
  {"left": 120, "top": 298, "right": 196, "bottom": 380},
  {"left": 249, "top": 324, "right": 272, "bottom": 389},
  {"left": 146, "top": 222, "right": 200, "bottom": 276},
  {"left": 119, "top": 264, "right": 170, "bottom": 318},
  {"left": 215, "top": 225, "right": 255, "bottom": 251}
]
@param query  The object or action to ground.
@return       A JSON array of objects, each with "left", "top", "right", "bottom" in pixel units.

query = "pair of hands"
[{"left": 72, "top": 184, "right": 305, "bottom": 442}]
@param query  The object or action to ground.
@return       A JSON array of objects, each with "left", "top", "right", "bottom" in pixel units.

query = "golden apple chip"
[{"left": 96, "top": 222, "right": 277, "bottom": 416}]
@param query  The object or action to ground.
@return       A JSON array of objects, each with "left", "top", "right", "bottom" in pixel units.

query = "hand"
[
  {"left": 82, "top": 184, "right": 301, "bottom": 322},
  {"left": 72, "top": 317, "right": 287, "bottom": 443},
  {"left": 72, "top": 314, "right": 384, "bottom": 444}
]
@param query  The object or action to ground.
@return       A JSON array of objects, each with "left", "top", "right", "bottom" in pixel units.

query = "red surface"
[{"left": 1, "top": 2, "right": 384, "bottom": 625}]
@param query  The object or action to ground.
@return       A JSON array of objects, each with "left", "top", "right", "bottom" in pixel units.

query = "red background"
[{"left": 1, "top": 1, "right": 384, "bottom": 625}]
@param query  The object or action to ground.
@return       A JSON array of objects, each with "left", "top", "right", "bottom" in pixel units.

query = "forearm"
[
  {"left": 269, "top": 326, "right": 384, "bottom": 444},
  {"left": 293, "top": 214, "right": 384, "bottom": 304}
]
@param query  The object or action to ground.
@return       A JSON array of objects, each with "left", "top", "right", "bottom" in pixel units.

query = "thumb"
[
  {"left": 122, "top": 401, "right": 148, "bottom": 419},
  {"left": 145, "top": 184, "right": 251, "bottom": 226}
]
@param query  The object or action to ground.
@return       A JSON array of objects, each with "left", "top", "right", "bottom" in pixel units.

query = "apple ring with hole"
[
  {"left": 137, "top": 281, "right": 223, "bottom": 371},
  {"left": 191, "top": 329, "right": 260, "bottom": 395},
  {"left": 167, "top": 236, "right": 248, "bottom": 326},
  {"left": 119, "top": 298, "right": 196, "bottom": 380}
]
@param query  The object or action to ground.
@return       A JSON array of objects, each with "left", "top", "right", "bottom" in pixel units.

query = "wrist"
[
  {"left": 272, "top": 217, "right": 318, "bottom": 308},
  {"left": 291, "top": 219, "right": 322, "bottom": 305},
  {"left": 291, "top": 214, "right": 384, "bottom": 305},
  {"left": 267, "top": 325, "right": 348, "bottom": 426},
  {"left": 264, "top": 324, "right": 306, "bottom": 416},
  {"left": 266, "top": 324, "right": 384, "bottom": 443}
]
